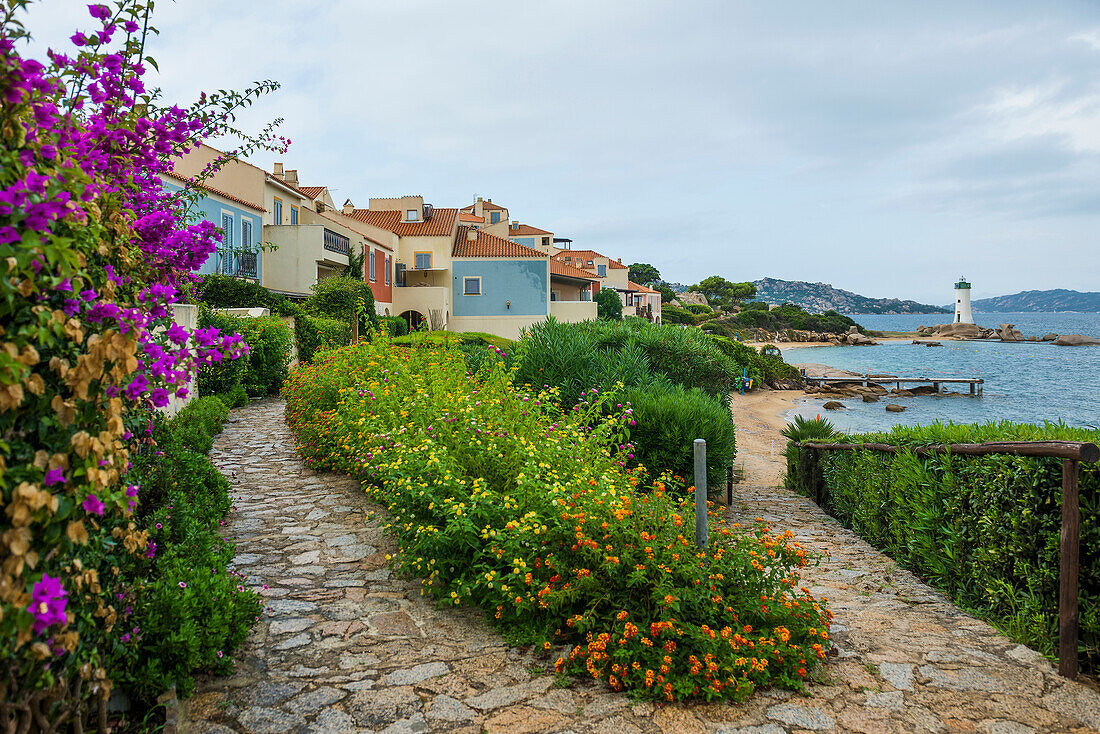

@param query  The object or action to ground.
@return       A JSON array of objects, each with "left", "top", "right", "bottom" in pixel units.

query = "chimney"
[
  {"left": 343, "top": 199, "right": 355, "bottom": 215},
  {"left": 283, "top": 169, "right": 298, "bottom": 187},
  {"left": 467, "top": 228, "right": 477, "bottom": 241},
  {"left": 476, "top": 196, "right": 483, "bottom": 203},
  {"left": 273, "top": 162, "right": 283, "bottom": 178},
  {"left": 487, "top": 198, "right": 492, "bottom": 203}
]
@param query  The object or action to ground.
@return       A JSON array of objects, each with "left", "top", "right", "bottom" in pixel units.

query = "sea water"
[{"left": 780, "top": 312, "right": 1100, "bottom": 433}]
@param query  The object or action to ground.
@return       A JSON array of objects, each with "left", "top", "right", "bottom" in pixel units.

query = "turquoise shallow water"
[{"left": 781, "top": 312, "right": 1100, "bottom": 433}]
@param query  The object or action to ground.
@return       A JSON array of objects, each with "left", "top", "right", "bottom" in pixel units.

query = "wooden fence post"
[{"left": 1060, "top": 458, "right": 1080, "bottom": 679}]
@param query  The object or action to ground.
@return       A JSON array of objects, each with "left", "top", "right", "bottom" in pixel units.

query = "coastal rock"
[
  {"left": 822, "top": 401, "right": 845, "bottom": 410},
  {"left": 997, "top": 323, "right": 1025, "bottom": 342},
  {"left": 916, "top": 325, "right": 935, "bottom": 335},
  {"left": 1053, "top": 334, "right": 1100, "bottom": 346},
  {"left": 930, "top": 322, "right": 985, "bottom": 339},
  {"left": 1042, "top": 333, "right": 1059, "bottom": 341},
  {"left": 862, "top": 395, "right": 879, "bottom": 403},
  {"left": 846, "top": 333, "right": 879, "bottom": 346},
  {"left": 885, "top": 404, "right": 906, "bottom": 413},
  {"left": 912, "top": 340, "right": 942, "bottom": 347},
  {"left": 890, "top": 388, "right": 914, "bottom": 397}
]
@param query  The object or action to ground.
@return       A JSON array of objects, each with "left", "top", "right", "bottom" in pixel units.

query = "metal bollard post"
[{"left": 694, "top": 439, "right": 707, "bottom": 550}]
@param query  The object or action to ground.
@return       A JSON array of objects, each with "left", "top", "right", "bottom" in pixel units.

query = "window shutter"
[
  {"left": 395, "top": 263, "right": 406, "bottom": 287},
  {"left": 221, "top": 214, "right": 233, "bottom": 274}
]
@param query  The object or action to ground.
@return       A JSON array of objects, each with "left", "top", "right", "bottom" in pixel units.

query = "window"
[
  {"left": 290, "top": 205, "right": 299, "bottom": 225},
  {"left": 587, "top": 260, "right": 594, "bottom": 267},
  {"left": 414, "top": 252, "right": 432, "bottom": 270},
  {"left": 542, "top": 237, "right": 550, "bottom": 247},
  {"left": 463, "top": 276, "right": 481, "bottom": 295},
  {"left": 385, "top": 255, "right": 391, "bottom": 284},
  {"left": 407, "top": 209, "right": 418, "bottom": 221},
  {"left": 626, "top": 292, "right": 634, "bottom": 306},
  {"left": 241, "top": 219, "right": 252, "bottom": 248},
  {"left": 220, "top": 213, "right": 234, "bottom": 274},
  {"left": 490, "top": 212, "right": 500, "bottom": 224},
  {"left": 395, "top": 263, "right": 407, "bottom": 286},
  {"left": 369, "top": 250, "right": 376, "bottom": 281},
  {"left": 272, "top": 197, "right": 283, "bottom": 224},
  {"left": 597, "top": 264, "right": 606, "bottom": 277},
  {"left": 550, "top": 291, "right": 558, "bottom": 302}
]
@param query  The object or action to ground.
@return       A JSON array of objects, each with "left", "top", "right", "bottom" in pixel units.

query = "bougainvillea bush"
[
  {"left": 283, "top": 337, "right": 831, "bottom": 702},
  {"left": 1, "top": 0, "right": 280, "bottom": 726}
]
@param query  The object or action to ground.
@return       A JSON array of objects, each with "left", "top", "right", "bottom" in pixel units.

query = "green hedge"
[
  {"left": 786, "top": 421, "right": 1100, "bottom": 671},
  {"left": 196, "top": 274, "right": 300, "bottom": 317},
  {"left": 306, "top": 276, "right": 380, "bottom": 332},
  {"left": 595, "top": 287, "right": 623, "bottom": 320},
  {"left": 382, "top": 315, "right": 408, "bottom": 337},
  {"left": 124, "top": 397, "right": 260, "bottom": 699},
  {"left": 198, "top": 307, "right": 293, "bottom": 397}
]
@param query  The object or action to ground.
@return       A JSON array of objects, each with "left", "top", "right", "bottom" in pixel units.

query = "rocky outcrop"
[
  {"left": 1053, "top": 334, "right": 1100, "bottom": 346},
  {"left": 885, "top": 404, "right": 906, "bottom": 412},
  {"left": 846, "top": 333, "right": 879, "bottom": 346},
  {"left": 912, "top": 340, "right": 942, "bottom": 347},
  {"left": 1042, "top": 333, "right": 1059, "bottom": 341},
  {"left": 926, "top": 322, "right": 991, "bottom": 339},
  {"left": 862, "top": 394, "right": 879, "bottom": 402},
  {"left": 997, "top": 324, "right": 1025, "bottom": 342},
  {"left": 822, "top": 401, "right": 845, "bottom": 410}
]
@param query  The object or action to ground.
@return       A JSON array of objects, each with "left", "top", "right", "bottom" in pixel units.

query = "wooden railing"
[{"left": 797, "top": 439, "right": 1100, "bottom": 680}]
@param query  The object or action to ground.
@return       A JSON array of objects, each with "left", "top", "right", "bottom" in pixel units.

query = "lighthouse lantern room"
[{"left": 954, "top": 276, "right": 973, "bottom": 324}]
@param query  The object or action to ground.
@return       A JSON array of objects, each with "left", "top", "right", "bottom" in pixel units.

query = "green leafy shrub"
[
  {"left": 382, "top": 315, "right": 408, "bottom": 337},
  {"left": 196, "top": 273, "right": 301, "bottom": 316},
  {"left": 283, "top": 340, "right": 830, "bottom": 702},
  {"left": 595, "top": 287, "right": 624, "bottom": 321},
  {"left": 124, "top": 401, "right": 260, "bottom": 699},
  {"left": 306, "top": 276, "right": 380, "bottom": 332},
  {"left": 294, "top": 314, "right": 322, "bottom": 364},
  {"left": 165, "top": 396, "right": 230, "bottom": 454},
  {"left": 313, "top": 316, "right": 352, "bottom": 353},
  {"left": 625, "top": 383, "right": 736, "bottom": 489},
  {"left": 198, "top": 307, "right": 293, "bottom": 397},
  {"left": 685, "top": 303, "right": 712, "bottom": 314},
  {"left": 662, "top": 305, "right": 696, "bottom": 325},
  {"left": 733, "top": 303, "right": 860, "bottom": 335},
  {"left": 786, "top": 421, "right": 1100, "bottom": 671},
  {"left": 215, "top": 383, "right": 250, "bottom": 409}
]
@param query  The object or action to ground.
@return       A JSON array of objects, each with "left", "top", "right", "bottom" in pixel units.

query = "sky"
[{"left": 19, "top": 0, "right": 1100, "bottom": 303}]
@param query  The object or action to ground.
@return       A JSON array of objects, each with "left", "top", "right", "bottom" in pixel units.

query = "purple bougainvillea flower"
[
  {"left": 82, "top": 494, "right": 105, "bottom": 516},
  {"left": 28, "top": 575, "right": 67, "bottom": 634},
  {"left": 145, "top": 542, "right": 157, "bottom": 559},
  {"left": 178, "top": 581, "right": 187, "bottom": 588},
  {"left": 43, "top": 467, "right": 65, "bottom": 485}
]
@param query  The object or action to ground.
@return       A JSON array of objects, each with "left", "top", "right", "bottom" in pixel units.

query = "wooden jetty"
[{"left": 803, "top": 372, "right": 984, "bottom": 395}]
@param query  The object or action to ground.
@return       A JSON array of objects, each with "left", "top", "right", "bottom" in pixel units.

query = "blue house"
[
  {"left": 161, "top": 173, "right": 265, "bottom": 282},
  {"left": 449, "top": 227, "right": 550, "bottom": 339}
]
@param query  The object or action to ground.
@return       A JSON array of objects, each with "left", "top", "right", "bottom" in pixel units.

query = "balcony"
[
  {"left": 549, "top": 300, "right": 597, "bottom": 323},
  {"left": 216, "top": 249, "right": 259, "bottom": 280},
  {"left": 323, "top": 228, "right": 350, "bottom": 255}
]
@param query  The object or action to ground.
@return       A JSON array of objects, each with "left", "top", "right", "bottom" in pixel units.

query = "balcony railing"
[
  {"left": 216, "top": 249, "right": 259, "bottom": 280},
  {"left": 237, "top": 251, "right": 258, "bottom": 279},
  {"left": 323, "top": 228, "right": 350, "bottom": 255}
]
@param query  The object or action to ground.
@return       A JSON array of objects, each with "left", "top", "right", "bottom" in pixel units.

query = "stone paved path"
[{"left": 184, "top": 399, "right": 1100, "bottom": 733}]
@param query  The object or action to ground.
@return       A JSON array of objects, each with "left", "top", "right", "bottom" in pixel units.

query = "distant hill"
[
  {"left": 963, "top": 289, "right": 1100, "bottom": 313},
  {"left": 753, "top": 278, "right": 949, "bottom": 315}
]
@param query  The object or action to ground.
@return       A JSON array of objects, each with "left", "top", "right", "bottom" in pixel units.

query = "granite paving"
[{"left": 184, "top": 398, "right": 1100, "bottom": 733}]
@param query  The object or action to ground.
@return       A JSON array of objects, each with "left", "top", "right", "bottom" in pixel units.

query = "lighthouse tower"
[{"left": 953, "top": 276, "right": 973, "bottom": 324}]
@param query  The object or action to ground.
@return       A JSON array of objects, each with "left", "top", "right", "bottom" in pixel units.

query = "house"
[
  {"left": 162, "top": 151, "right": 265, "bottom": 282},
  {"left": 460, "top": 197, "right": 509, "bottom": 225},
  {"left": 552, "top": 249, "right": 661, "bottom": 323},
  {"left": 263, "top": 164, "right": 388, "bottom": 302},
  {"left": 347, "top": 196, "right": 459, "bottom": 330}
]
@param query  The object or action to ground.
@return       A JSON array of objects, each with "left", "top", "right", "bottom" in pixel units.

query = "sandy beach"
[{"left": 728, "top": 388, "right": 805, "bottom": 487}]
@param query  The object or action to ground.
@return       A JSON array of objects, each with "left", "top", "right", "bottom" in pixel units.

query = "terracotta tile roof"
[
  {"left": 459, "top": 211, "right": 484, "bottom": 223},
  {"left": 162, "top": 171, "right": 265, "bottom": 212},
  {"left": 460, "top": 200, "right": 507, "bottom": 212},
  {"left": 506, "top": 224, "right": 552, "bottom": 236},
  {"left": 298, "top": 186, "right": 326, "bottom": 200},
  {"left": 453, "top": 227, "right": 547, "bottom": 258},
  {"left": 348, "top": 208, "right": 458, "bottom": 237},
  {"left": 552, "top": 249, "right": 626, "bottom": 269},
  {"left": 551, "top": 260, "right": 598, "bottom": 281},
  {"left": 266, "top": 174, "right": 312, "bottom": 201},
  {"left": 629, "top": 280, "right": 660, "bottom": 294}
]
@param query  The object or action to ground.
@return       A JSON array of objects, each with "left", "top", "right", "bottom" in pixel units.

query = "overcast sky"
[{"left": 22, "top": 1, "right": 1100, "bottom": 303}]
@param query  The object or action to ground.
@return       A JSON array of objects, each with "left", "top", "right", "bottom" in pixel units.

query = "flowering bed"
[{"left": 284, "top": 337, "right": 832, "bottom": 702}]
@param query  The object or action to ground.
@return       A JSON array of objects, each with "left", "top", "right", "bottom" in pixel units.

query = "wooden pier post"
[{"left": 1060, "top": 458, "right": 1080, "bottom": 679}]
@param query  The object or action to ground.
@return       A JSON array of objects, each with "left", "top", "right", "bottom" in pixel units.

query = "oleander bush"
[
  {"left": 283, "top": 339, "right": 831, "bottom": 702},
  {"left": 624, "top": 384, "right": 736, "bottom": 490},
  {"left": 785, "top": 420, "right": 1100, "bottom": 671}
]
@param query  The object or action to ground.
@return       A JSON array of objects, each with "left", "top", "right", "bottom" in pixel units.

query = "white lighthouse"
[{"left": 953, "top": 276, "right": 973, "bottom": 324}]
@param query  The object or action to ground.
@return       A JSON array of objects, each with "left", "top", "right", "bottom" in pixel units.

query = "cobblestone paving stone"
[{"left": 184, "top": 399, "right": 1100, "bottom": 733}]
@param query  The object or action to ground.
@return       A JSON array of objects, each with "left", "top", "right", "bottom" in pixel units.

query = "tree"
[
  {"left": 628, "top": 263, "right": 661, "bottom": 285},
  {"left": 344, "top": 243, "right": 366, "bottom": 280},
  {"left": 595, "top": 288, "right": 624, "bottom": 320},
  {"left": 657, "top": 284, "right": 677, "bottom": 304},
  {"left": 689, "top": 276, "right": 757, "bottom": 310}
]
